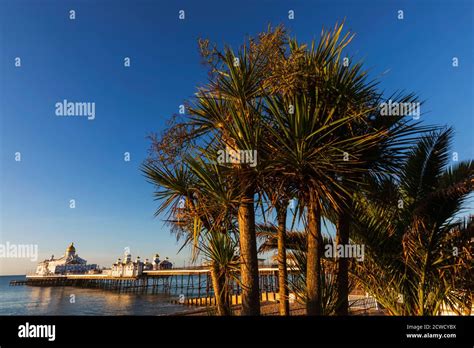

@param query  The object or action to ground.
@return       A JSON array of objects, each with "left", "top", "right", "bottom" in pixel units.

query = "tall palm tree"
[
  {"left": 351, "top": 128, "right": 473, "bottom": 315},
  {"left": 328, "top": 93, "right": 430, "bottom": 315},
  {"left": 274, "top": 198, "right": 290, "bottom": 315},
  {"left": 263, "top": 24, "right": 398, "bottom": 315},
  {"left": 187, "top": 29, "right": 288, "bottom": 315},
  {"left": 257, "top": 176, "right": 293, "bottom": 315}
]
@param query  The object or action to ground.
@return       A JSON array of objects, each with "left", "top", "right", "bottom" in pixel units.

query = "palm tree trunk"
[
  {"left": 211, "top": 263, "right": 231, "bottom": 316},
  {"left": 306, "top": 195, "right": 322, "bottom": 315},
  {"left": 276, "top": 200, "right": 289, "bottom": 315},
  {"left": 238, "top": 188, "right": 260, "bottom": 315},
  {"left": 335, "top": 210, "right": 350, "bottom": 315}
]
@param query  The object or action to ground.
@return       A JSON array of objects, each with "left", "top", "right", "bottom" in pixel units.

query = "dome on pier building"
[
  {"left": 158, "top": 257, "right": 173, "bottom": 270},
  {"left": 35, "top": 243, "right": 97, "bottom": 276},
  {"left": 66, "top": 242, "right": 76, "bottom": 254}
]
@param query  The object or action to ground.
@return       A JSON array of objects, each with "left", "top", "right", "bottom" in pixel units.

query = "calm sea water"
[{"left": 0, "top": 275, "right": 198, "bottom": 315}]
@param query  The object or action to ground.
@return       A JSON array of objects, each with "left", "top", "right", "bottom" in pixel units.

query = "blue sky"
[{"left": 1, "top": 0, "right": 473, "bottom": 274}]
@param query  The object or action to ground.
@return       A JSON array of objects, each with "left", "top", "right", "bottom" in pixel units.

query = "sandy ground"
[
  {"left": 175, "top": 301, "right": 305, "bottom": 316},
  {"left": 174, "top": 299, "right": 387, "bottom": 316}
]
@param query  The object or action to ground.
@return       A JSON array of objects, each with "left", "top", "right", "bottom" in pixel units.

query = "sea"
[{"left": 0, "top": 275, "right": 198, "bottom": 315}]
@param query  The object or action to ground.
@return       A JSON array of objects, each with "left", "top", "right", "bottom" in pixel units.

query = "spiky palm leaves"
[{"left": 351, "top": 129, "right": 473, "bottom": 315}]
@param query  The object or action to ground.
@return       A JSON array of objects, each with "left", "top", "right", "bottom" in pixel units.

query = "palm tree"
[
  {"left": 257, "top": 176, "right": 293, "bottom": 315},
  {"left": 263, "top": 23, "right": 399, "bottom": 315},
  {"left": 199, "top": 231, "right": 240, "bottom": 316},
  {"left": 351, "top": 128, "right": 473, "bottom": 315},
  {"left": 328, "top": 93, "right": 430, "bottom": 315},
  {"left": 274, "top": 198, "right": 290, "bottom": 315},
  {"left": 187, "top": 28, "right": 288, "bottom": 315},
  {"left": 142, "top": 149, "right": 240, "bottom": 315}
]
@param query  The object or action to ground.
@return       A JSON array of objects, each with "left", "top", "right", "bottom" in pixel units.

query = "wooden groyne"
[{"left": 9, "top": 280, "right": 28, "bottom": 286}]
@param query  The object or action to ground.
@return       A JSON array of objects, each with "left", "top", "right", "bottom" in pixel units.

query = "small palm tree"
[
  {"left": 142, "top": 149, "right": 240, "bottom": 315},
  {"left": 199, "top": 231, "right": 240, "bottom": 316},
  {"left": 351, "top": 128, "right": 473, "bottom": 315}
]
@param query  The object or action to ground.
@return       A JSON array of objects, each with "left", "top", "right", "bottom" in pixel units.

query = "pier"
[{"left": 10, "top": 267, "right": 299, "bottom": 306}]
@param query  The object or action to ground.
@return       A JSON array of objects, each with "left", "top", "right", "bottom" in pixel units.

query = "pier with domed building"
[
  {"left": 10, "top": 242, "right": 300, "bottom": 309},
  {"left": 33, "top": 243, "right": 173, "bottom": 278}
]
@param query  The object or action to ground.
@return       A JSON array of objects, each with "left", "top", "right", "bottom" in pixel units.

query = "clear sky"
[{"left": 1, "top": 0, "right": 473, "bottom": 275}]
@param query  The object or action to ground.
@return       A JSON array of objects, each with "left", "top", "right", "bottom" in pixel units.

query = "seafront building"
[
  {"left": 109, "top": 253, "right": 143, "bottom": 277},
  {"left": 104, "top": 252, "right": 173, "bottom": 277},
  {"left": 35, "top": 243, "right": 98, "bottom": 275}
]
